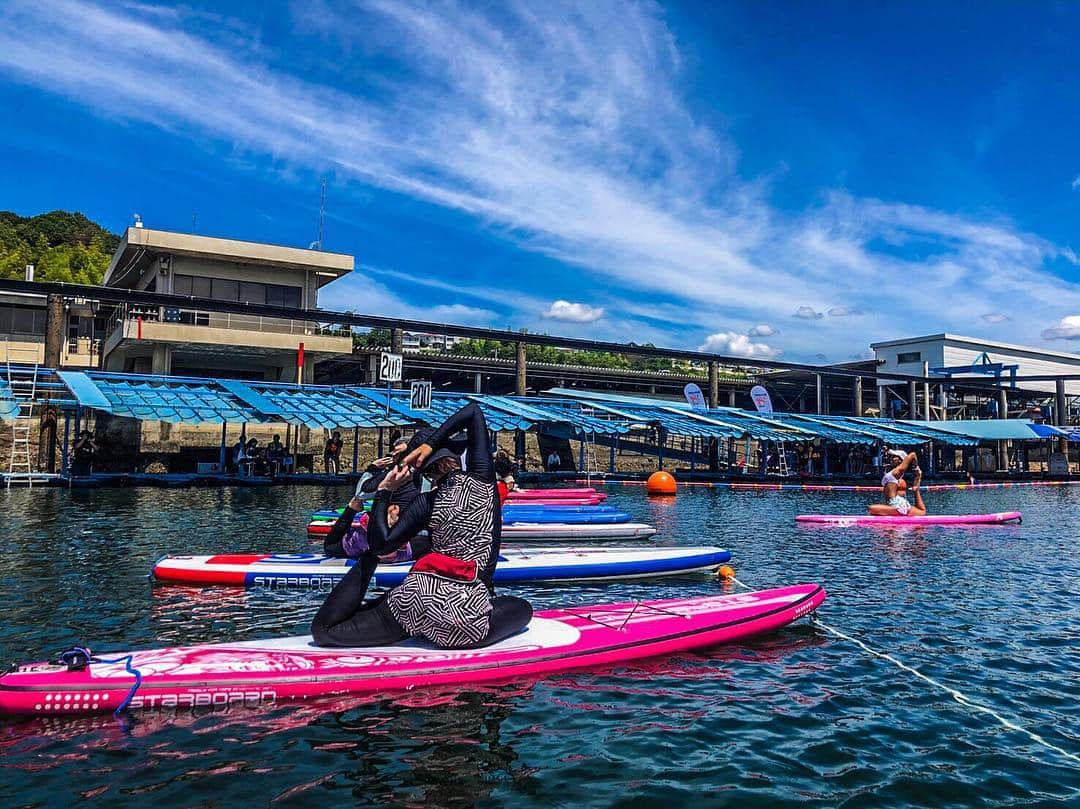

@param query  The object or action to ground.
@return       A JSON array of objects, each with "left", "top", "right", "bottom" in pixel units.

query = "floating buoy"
[
  {"left": 646, "top": 471, "right": 677, "bottom": 495},
  {"left": 718, "top": 565, "right": 735, "bottom": 580}
]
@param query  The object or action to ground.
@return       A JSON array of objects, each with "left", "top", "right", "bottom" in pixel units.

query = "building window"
[
  {"left": 239, "top": 281, "right": 266, "bottom": 304},
  {"left": 211, "top": 278, "right": 239, "bottom": 302},
  {"left": 173, "top": 274, "right": 301, "bottom": 308},
  {"left": 4, "top": 306, "right": 46, "bottom": 335},
  {"left": 897, "top": 351, "right": 922, "bottom": 364}
]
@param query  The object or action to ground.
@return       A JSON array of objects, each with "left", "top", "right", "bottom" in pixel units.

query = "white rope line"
[{"left": 731, "top": 577, "right": 1080, "bottom": 768}]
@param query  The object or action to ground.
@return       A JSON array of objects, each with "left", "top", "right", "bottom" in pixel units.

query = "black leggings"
[{"left": 310, "top": 553, "right": 533, "bottom": 649}]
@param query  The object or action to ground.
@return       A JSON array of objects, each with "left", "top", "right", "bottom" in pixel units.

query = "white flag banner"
[
  {"left": 684, "top": 383, "right": 706, "bottom": 410},
  {"left": 750, "top": 385, "right": 773, "bottom": 413}
]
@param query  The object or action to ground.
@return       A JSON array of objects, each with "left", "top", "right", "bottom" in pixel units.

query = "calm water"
[{"left": 0, "top": 483, "right": 1078, "bottom": 807}]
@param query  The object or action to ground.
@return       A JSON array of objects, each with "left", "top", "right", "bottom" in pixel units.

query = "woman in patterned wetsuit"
[{"left": 311, "top": 402, "right": 533, "bottom": 648}]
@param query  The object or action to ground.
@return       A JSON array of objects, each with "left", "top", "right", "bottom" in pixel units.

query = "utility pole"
[{"left": 316, "top": 177, "right": 326, "bottom": 250}]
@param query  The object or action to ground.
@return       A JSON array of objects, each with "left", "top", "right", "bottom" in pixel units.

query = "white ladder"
[
  {"left": 4, "top": 340, "right": 41, "bottom": 488},
  {"left": 776, "top": 441, "right": 790, "bottom": 477}
]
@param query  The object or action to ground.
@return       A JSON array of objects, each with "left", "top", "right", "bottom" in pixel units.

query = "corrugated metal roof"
[
  {"left": 61, "top": 373, "right": 411, "bottom": 427},
  {"left": 46, "top": 372, "right": 1057, "bottom": 445},
  {"left": 78, "top": 373, "right": 261, "bottom": 423}
]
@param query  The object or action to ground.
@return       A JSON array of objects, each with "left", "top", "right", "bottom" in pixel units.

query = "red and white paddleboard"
[
  {"left": 0, "top": 584, "right": 824, "bottom": 715},
  {"left": 152, "top": 546, "right": 731, "bottom": 588},
  {"left": 795, "top": 511, "right": 1022, "bottom": 526}
]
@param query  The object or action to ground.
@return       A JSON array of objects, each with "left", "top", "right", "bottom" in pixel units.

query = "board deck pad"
[
  {"left": 795, "top": 511, "right": 1022, "bottom": 526},
  {"left": 0, "top": 585, "right": 825, "bottom": 715},
  {"left": 153, "top": 546, "right": 731, "bottom": 588}
]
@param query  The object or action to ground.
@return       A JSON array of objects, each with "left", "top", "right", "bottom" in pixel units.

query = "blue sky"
[{"left": 1, "top": 0, "right": 1079, "bottom": 362}]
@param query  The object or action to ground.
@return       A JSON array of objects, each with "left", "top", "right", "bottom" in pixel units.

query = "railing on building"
[{"left": 106, "top": 303, "right": 330, "bottom": 340}]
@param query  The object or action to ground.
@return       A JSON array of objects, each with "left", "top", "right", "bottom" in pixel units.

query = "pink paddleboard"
[
  {"left": 795, "top": 512, "right": 1022, "bottom": 526},
  {"left": 0, "top": 585, "right": 824, "bottom": 715},
  {"left": 508, "top": 488, "right": 606, "bottom": 501}
]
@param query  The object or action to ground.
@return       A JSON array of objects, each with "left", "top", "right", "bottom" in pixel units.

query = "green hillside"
[{"left": 0, "top": 210, "right": 119, "bottom": 285}]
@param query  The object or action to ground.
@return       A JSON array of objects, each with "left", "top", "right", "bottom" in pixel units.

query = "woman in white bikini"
[{"left": 868, "top": 449, "right": 927, "bottom": 516}]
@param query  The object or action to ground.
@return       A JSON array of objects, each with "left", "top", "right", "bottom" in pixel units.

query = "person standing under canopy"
[{"left": 311, "top": 402, "right": 532, "bottom": 649}]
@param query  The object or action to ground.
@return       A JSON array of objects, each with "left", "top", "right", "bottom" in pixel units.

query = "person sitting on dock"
[
  {"left": 71, "top": 430, "right": 98, "bottom": 476},
  {"left": 266, "top": 434, "right": 286, "bottom": 477},
  {"left": 311, "top": 402, "right": 532, "bottom": 649},
  {"left": 324, "top": 432, "right": 343, "bottom": 475},
  {"left": 868, "top": 449, "right": 926, "bottom": 516}
]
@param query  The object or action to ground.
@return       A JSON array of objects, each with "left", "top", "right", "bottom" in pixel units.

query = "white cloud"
[
  {"left": 1042, "top": 316, "right": 1080, "bottom": 340},
  {"left": 1, "top": 0, "right": 1079, "bottom": 358},
  {"left": 698, "top": 331, "right": 781, "bottom": 360},
  {"left": 827, "top": 306, "right": 864, "bottom": 317},
  {"left": 542, "top": 300, "right": 605, "bottom": 323},
  {"left": 1072, "top": 176, "right": 1080, "bottom": 190},
  {"left": 748, "top": 324, "right": 777, "bottom": 337},
  {"left": 980, "top": 312, "right": 1011, "bottom": 324}
]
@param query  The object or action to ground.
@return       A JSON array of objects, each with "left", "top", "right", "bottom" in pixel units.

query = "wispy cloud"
[
  {"left": 980, "top": 311, "right": 1011, "bottom": 324},
  {"left": 1, "top": 0, "right": 1077, "bottom": 358},
  {"left": 1072, "top": 175, "right": 1080, "bottom": 190},
  {"left": 748, "top": 324, "right": 777, "bottom": 337},
  {"left": 827, "top": 306, "right": 864, "bottom": 317}
]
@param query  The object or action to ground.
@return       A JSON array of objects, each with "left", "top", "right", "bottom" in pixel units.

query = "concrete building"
[
  {"left": 0, "top": 291, "right": 101, "bottom": 369},
  {"left": 1, "top": 228, "right": 357, "bottom": 381},
  {"left": 98, "top": 227, "right": 354, "bottom": 381},
  {"left": 871, "top": 333, "right": 1079, "bottom": 422}
]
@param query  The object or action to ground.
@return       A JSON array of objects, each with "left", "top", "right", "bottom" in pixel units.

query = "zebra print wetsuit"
[{"left": 311, "top": 402, "right": 532, "bottom": 649}]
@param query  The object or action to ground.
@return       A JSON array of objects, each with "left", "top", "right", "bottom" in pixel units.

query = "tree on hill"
[{"left": 0, "top": 210, "right": 119, "bottom": 285}]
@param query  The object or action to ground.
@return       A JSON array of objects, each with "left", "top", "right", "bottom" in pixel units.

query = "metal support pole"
[
  {"left": 44, "top": 293, "right": 64, "bottom": 369},
  {"left": 1056, "top": 378, "right": 1067, "bottom": 425},
  {"left": 815, "top": 374, "right": 823, "bottom": 414},
  {"left": 690, "top": 436, "right": 696, "bottom": 473},
  {"left": 352, "top": 426, "right": 360, "bottom": 472},
  {"left": 908, "top": 380, "right": 918, "bottom": 420},
  {"left": 708, "top": 362, "right": 719, "bottom": 409},
  {"left": 377, "top": 427, "right": 384, "bottom": 458},
  {"left": 728, "top": 390, "right": 736, "bottom": 407},
  {"left": 938, "top": 386, "right": 948, "bottom": 420},
  {"left": 578, "top": 436, "right": 585, "bottom": 472},
  {"left": 474, "top": 372, "right": 482, "bottom": 394},
  {"left": 998, "top": 389, "right": 1008, "bottom": 421},
  {"left": 922, "top": 382, "right": 931, "bottom": 421},
  {"left": 878, "top": 385, "right": 887, "bottom": 417},
  {"left": 218, "top": 421, "right": 227, "bottom": 470},
  {"left": 853, "top": 376, "right": 863, "bottom": 417},
  {"left": 609, "top": 441, "right": 616, "bottom": 473},
  {"left": 61, "top": 411, "right": 70, "bottom": 477},
  {"left": 658, "top": 436, "right": 664, "bottom": 471},
  {"left": 515, "top": 341, "right": 527, "bottom": 397},
  {"left": 390, "top": 328, "right": 403, "bottom": 355}
]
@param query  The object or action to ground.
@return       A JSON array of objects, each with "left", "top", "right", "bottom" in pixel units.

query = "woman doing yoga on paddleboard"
[
  {"left": 868, "top": 449, "right": 927, "bottom": 517},
  {"left": 311, "top": 402, "right": 533, "bottom": 648}
]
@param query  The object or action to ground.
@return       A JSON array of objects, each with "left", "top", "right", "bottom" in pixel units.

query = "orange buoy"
[
  {"left": 718, "top": 565, "right": 735, "bottom": 580},
  {"left": 646, "top": 471, "right": 677, "bottom": 495}
]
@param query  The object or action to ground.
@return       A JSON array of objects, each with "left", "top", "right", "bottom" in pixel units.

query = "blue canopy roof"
[{"left": 38, "top": 370, "right": 1056, "bottom": 446}]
